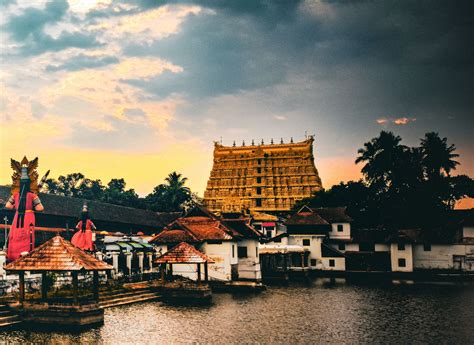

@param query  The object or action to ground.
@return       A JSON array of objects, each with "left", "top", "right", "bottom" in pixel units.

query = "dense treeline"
[
  {"left": 43, "top": 171, "right": 199, "bottom": 212},
  {"left": 295, "top": 131, "right": 474, "bottom": 229}
]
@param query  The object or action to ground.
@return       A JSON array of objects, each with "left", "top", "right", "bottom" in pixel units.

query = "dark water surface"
[{"left": 2, "top": 279, "right": 473, "bottom": 344}]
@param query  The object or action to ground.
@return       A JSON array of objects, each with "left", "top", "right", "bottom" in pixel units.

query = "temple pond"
[{"left": 2, "top": 279, "right": 473, "bottom": 344}]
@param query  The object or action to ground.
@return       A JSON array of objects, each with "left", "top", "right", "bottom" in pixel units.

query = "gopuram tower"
[{"left": 203, "top": 136, "right": 323, "bottom": 214}]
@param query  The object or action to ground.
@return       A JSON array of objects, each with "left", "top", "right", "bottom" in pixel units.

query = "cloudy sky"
[{"left": 0, "top": 0, "right": 472, "bottom": 196}]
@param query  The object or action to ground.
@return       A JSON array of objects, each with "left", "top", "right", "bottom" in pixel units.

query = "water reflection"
[{"left": 2, "top": 279, "right": 473, "bottom": 344}]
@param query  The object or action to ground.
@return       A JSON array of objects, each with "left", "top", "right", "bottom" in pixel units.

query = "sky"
[{"left": 0, "top": 0, "right": 472, "bottom": 198}]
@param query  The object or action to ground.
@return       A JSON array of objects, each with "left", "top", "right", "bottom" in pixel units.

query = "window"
[
  {"left": 337, "top": 224, "right": 343, "bottom": 232},
  {"left": 398, "top": 243, "right": 405, "bottom": 251},
  {"left": 258, "top": 159, "right": 261, "bottom": 165},
  {"left": 274, "top": 237, "right": 282, "bottom": 243},
  {"left": 310, "top": 259, "right": 317, "bottom": 266},
  {"left": 423, "top": 244, "right": 431, "bottom": 251},
  {"left": 238, "top": 246, "right": 248, "bottom": 258},
  {"left": 398, "top": 258, "right": 406, "bottom": 267},
  {"left": 302, "top": 239, "right": 310, "bottom": 246},
  {"left": 256, "top": 199, "right": 262, "bottom": 207},
  {"left": 265, "top": 229, "right": 273, "bottom": 238},
  {"left": 256, "top": 177, "right": 262, "bottom": 184},
  {"left": 329, "top": 259, "right": 335, "bottom": 267},
  {"left": 338, "top": 243, "right": 346, "bottom": 251},
  {"left": 254, "top": 224, "right": 262, "bottom": 230},
  {"left": 232, "top": 245, "right": 235, "bottom": 258},
  {"left": 256, "top": 187, "right": 262, "bottom": 195},
  {"left": 257, "top": 167, "right": 262, "bottom": 174}
]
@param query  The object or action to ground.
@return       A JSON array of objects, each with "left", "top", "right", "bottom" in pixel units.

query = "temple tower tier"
[{"left": 203, "top": 136, "right": 323, "bottom": 214}]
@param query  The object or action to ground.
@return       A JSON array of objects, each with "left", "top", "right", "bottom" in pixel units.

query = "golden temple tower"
[{"left": 203, "top": 136, "right": 323, "bottom": 214}]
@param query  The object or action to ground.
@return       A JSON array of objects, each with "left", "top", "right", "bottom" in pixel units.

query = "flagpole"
[{"left": 3, "top": 216, "right": 8, "bottom": 251}]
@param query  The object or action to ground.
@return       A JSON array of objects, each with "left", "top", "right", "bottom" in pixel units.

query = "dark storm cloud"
[
  {"left": 3, "top": 0, "right": 100, "bottom": 56},
  {"left": 119, "top": 0, "right": 472, "bottom": 128},
  {"left": 4, "top": 0, "right": 69, "bottom": 41},
  {"left": 46, "top": 54, "right": 119, "bottom": 72},
  {"left": 18, "top": 31, "right": 102, "bottom": 56}
]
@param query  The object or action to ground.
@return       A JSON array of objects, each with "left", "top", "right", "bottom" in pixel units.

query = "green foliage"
[
  {"left": 299, "top": 131, "right": 473, "bottom": 229},
  {"left": 43, "top": 171, "right": 196, "bottom": 212},
  {"left": 145, "top": 172, "right": 193, "bottom": 212}
]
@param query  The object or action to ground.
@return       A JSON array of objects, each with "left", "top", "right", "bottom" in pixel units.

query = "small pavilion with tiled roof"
[
  {"left": 155, "top": 242, "right": 214, "bottom": 284},
  {"left": 5, "top": 235, "right": 113, "bottom": 304}
]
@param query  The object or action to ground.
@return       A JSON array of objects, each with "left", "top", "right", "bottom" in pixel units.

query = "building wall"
[
  {"left": 201, "top": 241, "right": 237, "bottom": 281},
  {"left": 390, "top": 243, "right": 413, "bottom": 272},
  {"left": 155, "top": 242, "right": 237, "bottom": 281},
  {"left": 288, "top": 235, "right": 324, "bottom": 269},
  {"left": 375, "top": 244, "right": 390, "bottom": 252},
  {"left": 463, "top": 227, "right": 474, "bottom": 239},
  {"left": 320, "top": 257, "right": 345, "bottom": 271},
  {"left": 413, "top": 244, "right": 474, "bottom": 271},
  {"left": 237, "top": 239, "right": 262, "bottom": 280},
  {"left": 328, "top": 223, "right": 351, "bottom": 240}
]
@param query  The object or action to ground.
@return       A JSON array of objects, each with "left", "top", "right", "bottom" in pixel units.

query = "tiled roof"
[
  {"left": 285, "top": 212, "right": 329, "bottom": 226},
  {"left": 251, "top": 212, "right": 279, "bottom": 222},
  {"left": 222, "top": 219, "right": 263, "bottom": 239},
  {"left": 150, "top": 228, "right": 199, "bottom": 244},
  {"left": 0, "top": 185, "right": 179, "bottom": 229},
  {"left": 155, "top": 242, "right": 214, "bottom": 263},
  {"left": 4, "top": 235, "right": 113, "bottom": 271},
  {"left": 312, "top": 207, "right": 353, "bottom": 223},
  {"left": 179, "top": 218, "right": 233, "bottom": 241}
]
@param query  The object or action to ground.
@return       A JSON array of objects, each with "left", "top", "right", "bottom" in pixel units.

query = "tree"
[
  {"left": 145, "top": 172, "right": 192, "bottom": 212},
  {"left": 301, "top": 131, "right": 472, "bottom": 229},
  {"left": 355, "top": 131, "right": 407, "bottom": 193},
  {"left": 102, "top": 178, "right": 141, "bottom": 208},
  {"left": 421, "top": 132, "right": 460, "bottom": 179}
]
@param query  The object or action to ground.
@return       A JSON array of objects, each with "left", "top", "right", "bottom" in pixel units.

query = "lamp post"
[{"left": 3, "top": 216, "right": 8, "bottom": 251}]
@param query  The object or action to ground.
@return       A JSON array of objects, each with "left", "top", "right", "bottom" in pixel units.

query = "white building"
[
  {"left": 260, "top": 206, "right": 351, "bottom": 272},
  {"left": 150, "top": 207, "right": 263, "bottom": 282}
]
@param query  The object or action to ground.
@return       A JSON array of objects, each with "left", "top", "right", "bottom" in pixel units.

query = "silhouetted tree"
[
  {"left": 145, "top": 172, "right": 192, "bottom": 212},
  {"left": 299, "top": 131, "right": 473, "bottom": 229}
]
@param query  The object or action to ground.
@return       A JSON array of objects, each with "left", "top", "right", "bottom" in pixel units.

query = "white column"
[
  {"left": 137, "top": 252, "right": 144, "bottom": 273},
  {"left": 112, "top": 253, "right": 119, "bottom": 274},
  {"left": 96, "top": 251, "right": 104, "bottom": 262},
  {"left": 125, "top": 252, "right": 132, "bottom": 275},
  {"left": 147, "top": 253, "right": 153, "bottom": 272}
]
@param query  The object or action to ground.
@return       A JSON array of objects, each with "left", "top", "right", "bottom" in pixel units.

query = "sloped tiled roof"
[
  {"left": 0, "top": 185, "right": 178, "bottom": 229},
  {"left": 5, "top": 235, "right": 113, "bottom": 271},
  {"left": 178, "top": 217, "right": 234, "bottom": 241},
  {"left": 151, "top": 228, "right": 199, "bottom": 244},
  {"left": 155, "top": 242, "right": 214, "bottom": 263},
  {"left": 222, "top": 219, "right": 263, "bottom": 239},
  {"left": 312, "top": 207, "right": 353, "bottom": 223},
  {"left": 285, "top": 212, "right": 329, "bottom": 226}
]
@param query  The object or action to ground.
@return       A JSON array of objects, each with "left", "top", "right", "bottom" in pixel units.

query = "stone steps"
[
  {"left": 0, "top": 305, "right": 21, "bottom": 329},
  {"left": 99, "top": 290, "right": 161, "bottom": 309}
]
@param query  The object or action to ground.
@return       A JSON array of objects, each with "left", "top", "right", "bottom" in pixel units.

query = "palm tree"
[
  {"left": 146, "top": 172, "right": 192, "bottom": 212},
  {"left": 355, "top": 131, "right": 406, "bottom": 191},
  {"left": 163, "top": 172, "right": 191, "bottom": 205},
  {"left": 420, "top": 132, "right": 459, "bottom": 179}
]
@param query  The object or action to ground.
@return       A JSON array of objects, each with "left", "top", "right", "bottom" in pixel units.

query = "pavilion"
[
  {"left": 4, "top": 235, "right": 113, "bottom": 328},
  {"left": 155, "top": 242, "right": 215, "bottom": 284}
]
